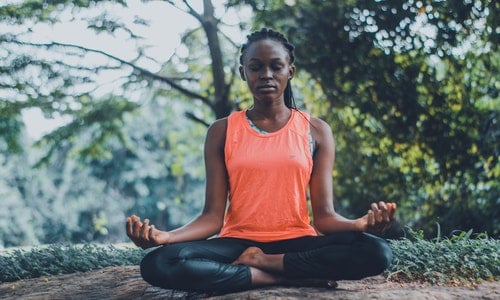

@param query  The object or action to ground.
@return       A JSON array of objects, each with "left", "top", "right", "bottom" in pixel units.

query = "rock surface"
[{"left": 0, "top": 266, "right": 498, "bottom": 299}]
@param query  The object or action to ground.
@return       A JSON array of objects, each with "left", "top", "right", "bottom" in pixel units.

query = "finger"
[
  {"left": 130, "top": 215, "right": 140, "bottom": 223},
  {"left": 367, "top": 210, "right": 375, "bottom": 227},
  {"left": 372, "top": 203, "right": 384, "bottom": 222},
  {"left": 369, "top": 203, "right": 377, "bottom": 221},
  {"left": 140, "top": 219, "right": 151, "bottom": 240},
  {"left": 377, "top": 201, "right": 392, "bottom": 222},
  {"left": 131, "top": 219, "right": 143, "bottom": 240},
  {"left": 377, "top": 201, "right": 389, "bottom": 222},
  {"left": 126, "top": 217, "right": 133, "bottom": 237},
  {"left": 148, "top": 225, "right": 156, "bottom": 242},
  {"left": 129, "top": 215, "right": 141, "bottom": 229},
  {"left": 127, "top": 219, "right": 140, "bottom": 242},
  {"left": 133, "top": 220, "right": 143, "bottom": 238},
  {"left": 381, "top": 203, "right": 391, "bottom": 222},
  {"left": 389, "top": 203, "right": 397, "bottom": 220}
]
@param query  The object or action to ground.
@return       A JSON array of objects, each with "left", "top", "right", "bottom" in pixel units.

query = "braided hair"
[{"left": 239, "top": 28, "right": 297, "bottom": 109}]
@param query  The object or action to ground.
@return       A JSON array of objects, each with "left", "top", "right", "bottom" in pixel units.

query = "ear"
[
  {"left": 288, "top": 65, "right": 296, "bottom": 80},
  {"left": 239, "top": 65, "right": 246, "bottom": 81}
]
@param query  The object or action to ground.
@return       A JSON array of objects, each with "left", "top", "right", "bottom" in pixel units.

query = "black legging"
[{"left": 140, "top": 232, "right": 392, "bottom": 293}]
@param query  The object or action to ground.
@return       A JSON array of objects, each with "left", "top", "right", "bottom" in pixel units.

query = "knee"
[
  {"left": 140, "top": 250, "right": 165, "bottom": 287},
  {"left": 365, "top": 235, "right": 393, "bottom": 273},
  {"left": 140, "top": 246, "right": 183, "bottom": 287},
  {"left": 139, "top": 246, "right": 205, "bottom": 290}
]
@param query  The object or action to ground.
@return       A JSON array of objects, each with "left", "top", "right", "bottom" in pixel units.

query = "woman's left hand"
[{"left": 357, "top": 201, "right": 397, "bottom": 234}]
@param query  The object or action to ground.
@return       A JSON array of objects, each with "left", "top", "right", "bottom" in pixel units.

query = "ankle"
[{"left": 249, "top": 267, "right": 280, "bottom": 286}]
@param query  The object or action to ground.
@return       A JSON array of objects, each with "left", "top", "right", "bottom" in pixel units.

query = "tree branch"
[
  {"left": 182, "top": 0, "right": 203, "bottom": 23},
  {"left": 184, "top": 111, "right": 210, "bottom": 127},
  {"left": 8, "top": 39, "right": 215, "bottom": 110}
]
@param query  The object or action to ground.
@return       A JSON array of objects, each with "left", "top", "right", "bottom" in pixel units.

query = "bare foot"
[
  {"left": 232, "top": 247, "right": 337, "bottom": 289},
  {"left": 232, "top": 246, "right": 264, "bottom": 267}
]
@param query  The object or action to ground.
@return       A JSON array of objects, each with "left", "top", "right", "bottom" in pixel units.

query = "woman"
[{"left": 126, "top": 28, "right": 396, "bottom": 293}]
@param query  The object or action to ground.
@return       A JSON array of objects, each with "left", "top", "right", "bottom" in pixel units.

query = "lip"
[{"left": 257, "top": 85, "right": 276, "bottom": 91}]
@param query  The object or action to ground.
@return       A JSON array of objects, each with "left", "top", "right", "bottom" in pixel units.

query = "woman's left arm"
[{"left": 309, "top": 117, "right": 395, "bottom": 235}]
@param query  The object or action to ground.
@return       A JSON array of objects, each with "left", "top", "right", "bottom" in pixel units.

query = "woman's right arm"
[{"left": 126, "top": 118, "right": 229, "bottom": 248}]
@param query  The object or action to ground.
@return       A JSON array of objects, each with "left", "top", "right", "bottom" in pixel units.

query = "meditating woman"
[{"left": 126, "top": 28, "right": 396, "bottom": 293}]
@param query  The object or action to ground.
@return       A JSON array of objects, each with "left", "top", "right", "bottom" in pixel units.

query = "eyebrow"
[{"left": 247, "top": 57, "right": 287, "bottom": 63}]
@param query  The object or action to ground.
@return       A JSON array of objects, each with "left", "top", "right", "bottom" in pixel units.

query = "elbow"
[
  {"left": 207, "top": 215, "right": 224, "bottom": 235},
  {"left": 213, "top": 220, "right": 224, "bottom": 234},
  {"left": 200, "top": 206, "right": 225, "bottom": 235},
  {"left": 312, "top": 219, "right": 330, "bottom": 235}
]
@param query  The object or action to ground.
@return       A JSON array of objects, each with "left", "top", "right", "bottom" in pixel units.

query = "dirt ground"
[{"left": 0, "top": 266, "right": 498, "bottom": 300}]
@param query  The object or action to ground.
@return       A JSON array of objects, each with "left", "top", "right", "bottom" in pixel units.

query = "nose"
[{"left": 259, "top": 67, "right": 273, "bottom": 79}]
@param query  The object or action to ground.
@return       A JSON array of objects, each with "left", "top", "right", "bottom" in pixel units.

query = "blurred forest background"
[{"left": 0, "top": 0, "right": 498, "bottom": 248}]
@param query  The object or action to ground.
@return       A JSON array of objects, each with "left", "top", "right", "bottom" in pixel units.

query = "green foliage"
[
  {"left": 0, "top": 139, "right": 136, "bottom": 247},
  {"left": 387, "top": 229, "right": 500, "bottom": 284},
  {"left": 0, "top": 94, "right": 207, "bottom": 247},
  {"left": 0, "top": 0, "right": 215, "bottom": 246},
  {"left": 0, "top": 144, "right": 40, "bottom": 246},
  {"left": 0, "top": 0, "right": 148, "bottom": 156},
  {"left": 0, "top": 243, "right": 142, "bottom": 282},
  {"left": 243, "top": 0, "right": 499, "bottom": 237},
  {"left": 33, "top": 96, "right": 140, "bottom": 166},
  {"left": 86, "top": 97, "right": 207, "bottom": 231},
  {"left": 1, "top": 0, "right": 498, "bottom": 250}
]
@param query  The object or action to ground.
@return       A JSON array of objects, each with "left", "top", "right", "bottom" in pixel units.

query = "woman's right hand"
[{"left": 126, "top": 215, "right": 172, "bottom": 249}]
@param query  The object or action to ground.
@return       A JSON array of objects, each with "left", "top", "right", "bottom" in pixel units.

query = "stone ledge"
[{"left": 0, "top": 266, "right": 498, "bottom": 299}]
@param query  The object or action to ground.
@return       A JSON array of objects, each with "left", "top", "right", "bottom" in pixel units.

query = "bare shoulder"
[
  {"left": 205, "top": 118, "right": 228, "bottom": 150},
  {"left": 207, "top": 118, "right": 228, "bottom": 135},
  {"left": 309, "top": 116, "right": 334, "bottom": 144},
  {"left": 310, "top": 116, "right": 331, "bottom": 130}
]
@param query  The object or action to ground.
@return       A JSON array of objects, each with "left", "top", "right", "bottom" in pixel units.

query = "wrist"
[
  {"left": 163, "top": 231, "right": 174, "bottom": 245},
  {"left": 353, "top": 217, "right": 366, "bottom": 232}
]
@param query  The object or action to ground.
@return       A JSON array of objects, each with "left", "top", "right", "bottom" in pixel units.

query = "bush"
[
  {"left": 0, "top": 243, "right": 143, "bottom": 282},
  {"left": 387, "top": 229, "right": 500, "bottom": 285}
]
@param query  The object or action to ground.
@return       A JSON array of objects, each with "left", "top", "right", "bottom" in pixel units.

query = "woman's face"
[{"left": 240, "top": 39, "right": 295, "bottom": 104}]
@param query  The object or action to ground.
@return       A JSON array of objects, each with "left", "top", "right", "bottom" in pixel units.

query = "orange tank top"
[{"left": 219, "top": 109, "right": 317, "bottom": 242}]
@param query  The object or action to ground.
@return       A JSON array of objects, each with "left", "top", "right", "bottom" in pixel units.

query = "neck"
[{"left": 249, "top": 102, "right": 291, "bottom": 120}]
